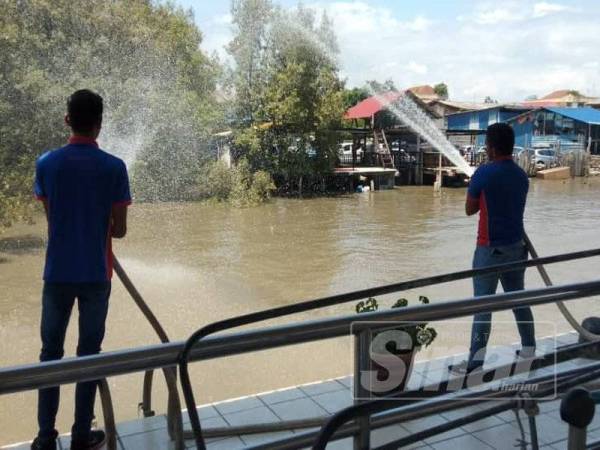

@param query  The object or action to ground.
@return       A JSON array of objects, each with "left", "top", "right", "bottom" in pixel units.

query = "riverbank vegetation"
[
  {"left": 1, "top": 0, "right": 221, "bottom": 228},
  {"left": 197, "top": 159, "right": 275, "bottom": 207},
  {"left": 0, "top": 0, "right": 353, "bottom": 231},
  {"left": 225, "top": 0, "right": 345, "bottom": 197}
]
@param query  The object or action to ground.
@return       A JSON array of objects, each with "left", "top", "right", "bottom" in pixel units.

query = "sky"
[{"left": 175, "top": 0, "right": 600, "bottom": 103}]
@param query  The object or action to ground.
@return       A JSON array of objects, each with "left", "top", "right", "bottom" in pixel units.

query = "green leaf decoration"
[
  {"left": 354, "top": 296, "right": 438, "bottom": 348},
  {"left": 391, "top": 298, "right": 408, "bottom": 309}
]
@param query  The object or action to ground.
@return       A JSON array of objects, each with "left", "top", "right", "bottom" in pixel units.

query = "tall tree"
[
  {"left": 434, "top": 82, "right": 449, "bottom": 99},
  {"left": 0, "top": 0, "right": 223, "bottom": 222},
  {"left": 226, "top": 0, "right": 274, "bottom": 124},
  {"left": 343, "top": 87, "right": 370, "bottom": 109},
  {"left": 228, "top": 1, "right": 345, "bottom": 190},
  {"left": 366, "top": 79, "right": 397, "bottom": 94}
]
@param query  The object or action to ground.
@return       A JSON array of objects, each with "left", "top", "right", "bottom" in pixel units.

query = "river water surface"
[{"left": 1, "top": 179, "right": 600, "bottom": 444}]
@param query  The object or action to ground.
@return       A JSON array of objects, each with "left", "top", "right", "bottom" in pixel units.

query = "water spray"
[{"left": 373, "top": 90, "right": 599, "bottom": 341}]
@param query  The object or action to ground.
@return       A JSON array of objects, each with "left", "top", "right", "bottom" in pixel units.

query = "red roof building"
[{"left": 344, "top": 91, "right": 403, "bottom": 119}]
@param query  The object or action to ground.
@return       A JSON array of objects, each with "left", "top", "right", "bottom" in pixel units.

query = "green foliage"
[
  {"left": 343, "top": 87, "right": 370, "bottom": 109},
  {"left": 230, "top": 159, "right": 276, "bottom": 206},
  {"left": 366, "top": 79, "right": 397, "bottom": 94},
  {"left": 0, "top": 166, "right": 37, "bottom": 229},
  {"left": 356, "top": 297, "right": 379, "bottom": 313},
  {"left": 0, "top": 0, "right": 222, "bottom": 226},
  {"left": 197, "top": 160, "right": 234, "bottom": 201},
  {"left": 355, "top": 295, "right": 438, "bottom": 350},
  {"left": 227, "top": 1, "right": 345, "bottom": 190},
  {"left": 251, "top": 170, "right": 277, "bottom": 202},
  {"left": 227, "top": 0, "right": 274, "bottom": 124},
  {"left": 197, "top": 159, "right": 275, "bottom": 206},
  {"left": 433, "top": 82, "right": 449, "bottom": 100},
  {"left": 391, "top": 296, "right": 429, "bottom": 308},
  {"left": 391, "top": 298, "right": 409, "bottom": 308}
]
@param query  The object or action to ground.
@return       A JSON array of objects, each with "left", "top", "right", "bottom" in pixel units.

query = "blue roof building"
[
  {"left": 446, "top": 105, "right": 530, "bottom": 146},
  {"left": 507, "top": 107, "right": 600, "bottom": 153}
]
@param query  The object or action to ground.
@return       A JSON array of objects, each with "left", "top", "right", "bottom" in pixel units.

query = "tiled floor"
[{"left": 5, "top": 332, "right": 599, "bottom": 450}]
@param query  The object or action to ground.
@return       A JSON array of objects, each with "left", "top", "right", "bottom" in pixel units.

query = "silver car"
[{"left": 532, "top": 148, "right": 557, "bottom": 169}]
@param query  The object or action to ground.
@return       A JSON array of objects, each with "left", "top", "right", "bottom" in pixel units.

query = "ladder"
[{"left": 373, "top": 129, "right": 394, "bottom": 169}]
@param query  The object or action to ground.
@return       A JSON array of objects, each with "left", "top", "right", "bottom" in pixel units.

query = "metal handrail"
[
  {"left": 2, "top": 279, "right": 600, "bottom": 396},
  {"left": 1, "top": 248, "right": 600, "bottom": 449},
  {"left": 183, "top": 339, "right": 600, "bottom": 443},
  {"left": 251, "top": 366, "right": 600, "bottom": 450},
  {"left": 176, "top": 248, "right": 600, "bottom": 449},
  {"left": 168, "top": 337, "right": 594, "bottom": 442},
  {"left": 177, "top": 246, "right": 600, "bottom": 326},
  {"left": 1, "top": 247, "right": 597, "bottom": 395},
  {"left": 312, "top": 363, "right": 600, "bottom": 450}
]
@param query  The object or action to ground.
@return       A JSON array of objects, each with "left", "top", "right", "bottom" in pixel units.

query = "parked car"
[
  {"left": 515, "top": 147, "right": 533, "bottom": 160},
  {"left": 338, "top": 143, "right": 363, "bottom": 156},
  {"left": 532, "top": 148, "right": 557, "bottom": 169}
]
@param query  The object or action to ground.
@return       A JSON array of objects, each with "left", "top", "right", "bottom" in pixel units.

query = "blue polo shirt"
[
  {"left": 34, "top": 136, "right": 131, "bottom": 282},
  {"left": 467, "top": 158, "right": 528, "bottom": 247}
]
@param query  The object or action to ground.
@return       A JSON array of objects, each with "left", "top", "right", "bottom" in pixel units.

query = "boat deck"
[{"left": 4, "top": 332, "right": 600, "bottom": 450}]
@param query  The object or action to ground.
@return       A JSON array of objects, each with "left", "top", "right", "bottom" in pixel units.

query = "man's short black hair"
[
  {"left": 486, "top": 122, "right": 514, "bottom": 156},
  {"left": 67, "top": 89, "right": 103, "bottom": 134}
]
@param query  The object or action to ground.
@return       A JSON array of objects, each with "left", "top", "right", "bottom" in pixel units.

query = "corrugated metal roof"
[
  {"left": 432, "top": 100, "right": 489, "bottom": 111},
  {"left": 445, "top": 104, "right": 529, "bottom": 117},
  {"left": 541, "top": 89, "right": 572, "bottom": 100},
  {"left": 545, "top": 107, "right": 600, "bottom": 125},
  {"left": 344, "top": 91, "right": 403, "bottom": 119}
]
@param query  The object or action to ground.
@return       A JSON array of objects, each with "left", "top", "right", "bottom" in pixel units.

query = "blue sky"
[{"left": 174, "top": 1, "right": 600, "bottom": 102}]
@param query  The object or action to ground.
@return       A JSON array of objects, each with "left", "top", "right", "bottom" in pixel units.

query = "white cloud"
[
  {"left": 213, "top": 13, "right": 232, "bottom": 25},
  {"left": 533, "top": 2, "right": 573, "bottom": 18},
  {"left": 196, "top": 0, "right": 600, "bottom": 101},
  {"left": 465, "top": 1, "right": 576, "bottom": 23},
  {"left": 407, "top": 16, "right": 433, "bottom": 32},
  {"left": 407, "top": 61, "right": 428, "bottom": 75},
  {"left": 472, "top": 7, "right": 524, "bottom": 24}
]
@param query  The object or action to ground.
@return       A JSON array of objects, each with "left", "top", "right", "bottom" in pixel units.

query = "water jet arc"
[{"left": 380, "top": 91, "right": 600, "bottom": 342}]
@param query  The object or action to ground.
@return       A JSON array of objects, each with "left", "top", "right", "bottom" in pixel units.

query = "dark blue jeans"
[
  {"left": 468, "top": 242, "right": 536, "bottom": 370},
  {"left": 38, "top": 282, "right": 110, "bottom": 441}
]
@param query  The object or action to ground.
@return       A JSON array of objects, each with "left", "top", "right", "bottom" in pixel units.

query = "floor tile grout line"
[
  {"left": 261, "top": 398, "right": 289, "bottom": 423},
  {"left": 458, "top": 419, "right": 512, "bottom": 435},
  {"left": 298, "top": 381, "right": 348, "bottom": 398},
  {"left": 116, "top": 433, "right": 127, "bottom": 450},
  {"left": 468, "top": 430, "right": 497, "bottom": 449}
]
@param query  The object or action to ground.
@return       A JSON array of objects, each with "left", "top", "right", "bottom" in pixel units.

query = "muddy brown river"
[{"left": 1, "top": 179, "right": 600, "bottom": 444}]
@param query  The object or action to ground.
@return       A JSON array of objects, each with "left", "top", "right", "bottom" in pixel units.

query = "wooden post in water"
[
  {"left": 416, "top": 136, "right": 423, "bottom": 185},
  {"left": 433, "top": 151, "right": 442, "bottom": 193}
]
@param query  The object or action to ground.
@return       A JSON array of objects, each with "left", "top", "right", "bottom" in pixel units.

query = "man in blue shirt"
[
  {"left": 450, "top": 123, "right": 535, "bottom": 375},
  {"left": 32, "top": 90, "right": 131, "bottom": 450}
]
